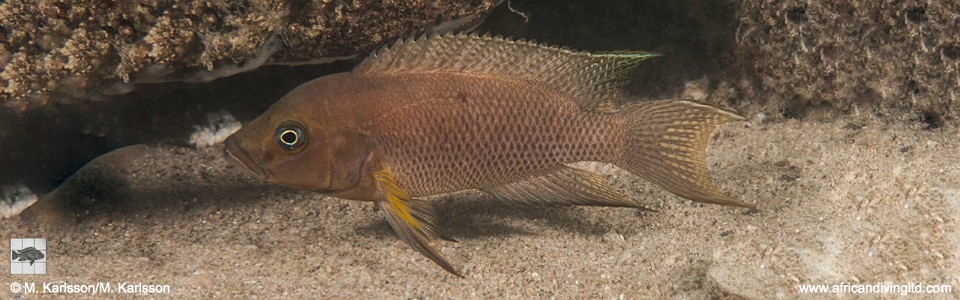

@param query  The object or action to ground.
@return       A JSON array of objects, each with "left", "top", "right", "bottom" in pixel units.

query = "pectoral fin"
[
  {"left": 373, "top": 169, "right": 460, "bottom": 276},
  {"left": 483, "top": 166, "right": 652, "bottom": 210}
]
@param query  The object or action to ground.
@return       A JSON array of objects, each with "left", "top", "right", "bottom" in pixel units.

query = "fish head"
[{"left": 224, "top": 74, "right": 376, "bottom": 192}]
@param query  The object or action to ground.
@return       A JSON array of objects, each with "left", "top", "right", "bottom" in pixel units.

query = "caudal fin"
[
  {"left": 12, "top": 250, "right": 19, "bottom": 260},
  {"left": 616, "top": 100, "right": 750, "bottom": 207}
]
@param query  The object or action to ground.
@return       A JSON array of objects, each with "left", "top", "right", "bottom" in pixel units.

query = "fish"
[
  {"left": 12, "top": 247, "right": 44, "bottom": 265},
  {"left": 223, "top": 32, "right": 749, "bottom": 276}
]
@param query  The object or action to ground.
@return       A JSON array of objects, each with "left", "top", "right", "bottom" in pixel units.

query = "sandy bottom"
[{"left": 2, "top": 118, "right": 958, "bottom": 299}]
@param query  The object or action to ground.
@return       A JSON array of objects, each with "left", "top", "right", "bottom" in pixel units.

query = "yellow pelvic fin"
[
  {"left": 374, "top": 169, "right": 420, "bottom": 229},
  {"left": 373, "top": 169, "right": 460, "bottom": 276}
]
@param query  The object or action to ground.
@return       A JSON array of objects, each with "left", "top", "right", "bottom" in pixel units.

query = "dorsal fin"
[{"left": 353, "top": 32, "right": 659, "bottom": 111}]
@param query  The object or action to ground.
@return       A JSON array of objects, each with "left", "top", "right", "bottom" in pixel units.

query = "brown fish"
[{"left": 224, "top": 33, "right": 748, "bottom": 276}]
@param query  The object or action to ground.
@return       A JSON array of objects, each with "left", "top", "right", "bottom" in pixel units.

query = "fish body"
[
  {"left": 224, "top": 33, "right": 747, "bottom": 275},
  {"left": 267, "top": 72, "right": 618, "bottom": 197},
  {"left": 12, "top": 247, "right": 44, "bottom": 265}
]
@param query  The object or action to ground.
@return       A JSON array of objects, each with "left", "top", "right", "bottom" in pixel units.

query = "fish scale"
[
  {"left": 368, "top": 73, "right": 621, "bottom": 196},
  {"left": 223, "top": 33, "right": 748, "bottom": 275}
]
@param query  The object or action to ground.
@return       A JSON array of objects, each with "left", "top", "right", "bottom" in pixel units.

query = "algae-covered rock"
[
  {"left": 3, "top": 0, "right": 956, "bottom": 122},
  {"left": 0, "top": 0, "right": 501, "bottom": 111},
  {"left": 736, "top": 1, "right": 959, "bottom": 120}
]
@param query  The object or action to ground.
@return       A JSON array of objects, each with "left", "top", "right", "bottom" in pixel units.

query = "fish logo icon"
[
  {"left": 10, "top": 238, "right": 46, "bottom": 274},
  {"left": 12, "top": 247, "right": 45, "bottom": 265}
]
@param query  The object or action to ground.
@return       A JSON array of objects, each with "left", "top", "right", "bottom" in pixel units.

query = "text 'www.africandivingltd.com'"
[{"left": 797, "top": 282, "right": 953, "bottom": 296}]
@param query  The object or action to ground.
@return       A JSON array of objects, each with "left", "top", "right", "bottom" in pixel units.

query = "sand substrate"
[{"left": 2, "top": 117, "right": 958, "bottom": 299}]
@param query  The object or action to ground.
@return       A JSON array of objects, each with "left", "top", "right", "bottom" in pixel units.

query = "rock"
[{"left": 0, "top": 0, "right": 502, "bottom": 110}]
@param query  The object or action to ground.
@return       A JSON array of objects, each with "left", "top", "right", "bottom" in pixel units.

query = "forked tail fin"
[{"left": 616, "top": 100, "right": 750, "bottom": 207}]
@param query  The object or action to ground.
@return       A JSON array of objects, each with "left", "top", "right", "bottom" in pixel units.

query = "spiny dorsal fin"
[{"left": 353, "top": 32, "right": 659, "bottom": 112}]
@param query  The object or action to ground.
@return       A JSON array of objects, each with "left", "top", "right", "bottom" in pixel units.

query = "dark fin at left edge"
[{"left": 374, "top": 169, "right": 462, "bottom": 277}]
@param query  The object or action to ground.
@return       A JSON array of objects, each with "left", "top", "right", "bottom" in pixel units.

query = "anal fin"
[
  {"left": 373, "top": 169, "right": 461, "bottom": 276},
  {"left": 483, "top": 166, "right": 651, "bottom": 210}
]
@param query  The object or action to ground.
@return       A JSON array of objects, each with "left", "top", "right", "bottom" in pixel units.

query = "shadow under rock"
[{"left": 0, "top": 60, "right": 355, "bottom": 195}]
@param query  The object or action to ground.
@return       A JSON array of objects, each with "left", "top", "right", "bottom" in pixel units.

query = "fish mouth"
[{"left": 223, "top": 137, "right": 268, "bottom": 179}]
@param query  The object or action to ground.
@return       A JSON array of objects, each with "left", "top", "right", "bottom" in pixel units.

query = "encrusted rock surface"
[
  {"left": 1, "top": 0, "right": 956, "bottom": 122},
  {"left": 0, "top": 0, "right": 501, "bottom": 110},
  {"left": 736, "top": 1, "right": 959, "bottom": 120}
]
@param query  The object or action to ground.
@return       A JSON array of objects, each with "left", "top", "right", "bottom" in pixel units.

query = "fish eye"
[{"left": 275, "top": 122, "right": 307, "bottom": 151}]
